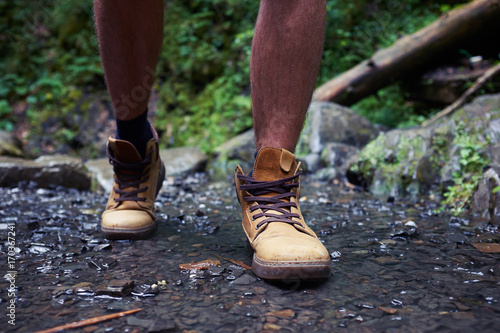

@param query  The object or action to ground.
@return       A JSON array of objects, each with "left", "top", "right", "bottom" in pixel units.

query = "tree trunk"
[{"left": 313, "top": 0, "right": 500, "bottom": 106}]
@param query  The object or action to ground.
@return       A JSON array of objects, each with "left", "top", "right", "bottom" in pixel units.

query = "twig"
[
  {"left": 211, "top": 253, "right": 252, "bottom": 270},
  {"left": 423, "top": 62, "right": 500, "bottom": 127},
  {"left": 34, "top": 308, "right": 142, "bottom": 333}
]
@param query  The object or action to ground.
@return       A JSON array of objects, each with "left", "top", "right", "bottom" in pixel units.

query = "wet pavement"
[{"left": 1, "top": 174, "right": 499, "bottom": 332}]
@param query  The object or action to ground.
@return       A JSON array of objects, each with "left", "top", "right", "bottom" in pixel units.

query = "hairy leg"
[
  {"left": 94, "top": 0, "right": 163, "bottom": 120},
  {"left": 251, "top": 0, "right": 326, "bottom": 152}
]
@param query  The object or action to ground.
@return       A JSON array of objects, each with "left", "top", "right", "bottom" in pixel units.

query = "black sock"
[{"left": 115, "top": 109, "right": 153, "bottom": 159}]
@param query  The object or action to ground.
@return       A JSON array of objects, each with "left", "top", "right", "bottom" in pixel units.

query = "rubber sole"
[
  {"left": 101, "top": 161, "right": 166, "bottom": 240},
  {"left": 252, "top": 253, "right": 331, "bottom": 280},
  {"left": 102, "top": 221, "right": 158, "bottom": 240}
]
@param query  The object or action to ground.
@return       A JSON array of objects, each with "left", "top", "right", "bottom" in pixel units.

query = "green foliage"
[
  {"left": 323, "top": 0, "right": 460, "bottom": 128},
  {"left": 0, "top": 0, "right": 100, "bottom": 148},
  {"left": 352, "top": 85, "right": 439, "bottom": 128},
  {"left": 155, "top": 0, "right": 258, "bottom": 152},
  {"left": 1, "top": 0, "right": 469, "bottom": 153},
  {"left": 0, "top": 99, "right": 14, "bottom": 131},
  {"left": 441, "top": 124, "right": 490, "bottom": 215}
]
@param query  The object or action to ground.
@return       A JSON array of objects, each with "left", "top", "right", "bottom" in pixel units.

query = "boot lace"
[
  {"left": 237, "top": 171, "right": 303, "bottom": 229},
  {"left": 108, "top": 148, "right": 153, "bottom": 202}
]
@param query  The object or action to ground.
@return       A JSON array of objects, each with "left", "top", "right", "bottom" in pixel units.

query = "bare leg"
[
  {"left": 251, "top": 0, "right": 326, "bottom": 152},
  {"left": 94, "top": 0, "right": 163, "bottom": 121},
  {"left": 97, "top": 1, "right": 166, "bottom": 240}
]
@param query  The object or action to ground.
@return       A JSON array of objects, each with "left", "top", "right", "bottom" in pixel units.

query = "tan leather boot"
[
  {"left": 101, "top": 130, "right": 165, "bottom": 240},
  {"left": 235, "top": 147, "right": 331, "bottom": 280}
]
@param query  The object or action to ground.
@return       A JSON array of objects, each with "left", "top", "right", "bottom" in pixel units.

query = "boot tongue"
[
  {"left": 108, "top": 138, "right": 143, "bottom": 163},
  {"left": 252, "top": 147, "right": 297, "bottom": 182}
]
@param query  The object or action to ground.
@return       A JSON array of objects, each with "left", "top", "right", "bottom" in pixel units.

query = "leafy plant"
[
  {"left": 441, "top": 124, "right": 490, "bottom": 215},
  {"left": 0, "top": 100, "right": 14, "bottom": 131}
]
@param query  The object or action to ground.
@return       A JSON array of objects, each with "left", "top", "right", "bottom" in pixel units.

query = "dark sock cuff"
[{"left": 116, "top": 109, "right": 153, "bottom": 159}]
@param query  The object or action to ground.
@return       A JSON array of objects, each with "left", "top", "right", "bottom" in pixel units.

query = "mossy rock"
[{"left": 349, "top": 93, "right": 500, "bottom": 205}]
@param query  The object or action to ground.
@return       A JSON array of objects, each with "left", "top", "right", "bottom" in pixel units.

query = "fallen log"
[{"left": 313, "top": 0, "right": 500, "bottom": 106}]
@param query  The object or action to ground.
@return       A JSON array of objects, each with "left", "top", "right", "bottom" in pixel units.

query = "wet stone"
[
  {"left": 95, "top": 280, "right": 134, "bottom": 297},
  {"left": 148, "top": 318, "right": 177, "bottom": 333},
  {"left": 127, "top": 316, "right": 155, "bottom": 328},
  {"left": 208, "top": 265, "right": 225, "bottom": 276},
  {"left": 132, "top": 284, "right": 159, "bottom": 297},
  {"left": 231, "top": 274, "right": 257, "bottom": 285}
]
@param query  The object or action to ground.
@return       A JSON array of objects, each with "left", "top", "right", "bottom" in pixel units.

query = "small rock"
[
  {"left": 209, "top": 129, "right": 255, "bottom": 180},
  {"left": 231, "top": 274, "right": 256, "bottom": 285},
  {"left": 0, "top": 130, "right": 24, "bottom": 157},
  {"left": 93, "top": 244, "right": 112, "bottom": 251},
  {"left": 95, "top": 280, "right": 134, "bottom": 297},
  {"left": 160, "top": 146, "right": 207, "bottom": 177},
  {"left": 0, "top": 155, "right": 91, "bottom": 190},
  {"left": 304, "top": 102, "right": 378, "bottom": 153},
  {"left": 73, "top": 282, "right": 94, "bottom": 296},
  {"left": 149, "top": 318, "right": 176, "bottom": 333},
  {"left": 127, "top": 316, "right": 154, "bottom": 328},
  {"left": 319, "top": 142, "right": 359, "bottom": 180},
  {"left": 132, "top": 284, "right": 159, "bottom": 297}
]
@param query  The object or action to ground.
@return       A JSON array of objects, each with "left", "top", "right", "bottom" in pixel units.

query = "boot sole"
[
  {"left": 101, "top": 161, "right": 166, "bottom": 240},
  {"left": 102, "top": 222, "right": 158, "bottom": 240},
  {"left": 252, "top": 253, "right": 331, "bottom": 280}
]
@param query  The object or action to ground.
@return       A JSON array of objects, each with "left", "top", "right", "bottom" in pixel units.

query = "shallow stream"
[{"left": 1, "top": 175, "right": 499, "bottom": 332}]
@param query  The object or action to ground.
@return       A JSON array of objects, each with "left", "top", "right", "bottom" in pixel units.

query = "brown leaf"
[
  {"left": 471, "top": 243, "right": 500, "bottom": 253},
  {"left": 378, "top": 306, "right": 397, "bottom": 314},
  {"left": 453, "top": 302, "right": 471, "bottom": 311},
  {"left": 451, "top": 312, "right": 474, "bottom": 319},
  {"left": 179, "top": 259, "right": 221, "bottom": 271},
  {"left": 263, "top": 323, "right": 283, "bottom": 330},
  {"left": 265, "top": 309, "right": 295, "bottom": 319}
]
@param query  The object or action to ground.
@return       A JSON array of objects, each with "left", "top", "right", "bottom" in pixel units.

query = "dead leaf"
[
  {"left": 451, "top": 312, "right": 474, "bottom": 319},
  {"left": 263, "top": 323, "right": 282, "bottom": 330},
  {"left": 264, "top": 309, "right": 295, "bottom": 319},
  {"left": 378, "top": 307, "right": 397, "bottom": 314},
  {"left": 453, "top": 302, "right": 471, "bottom": 311},
  {"left": 179, "top": 259, "right": 220, "bottom": 271},
  {"left": 471, "top": 243, "right": 500, "bottom": 253}
]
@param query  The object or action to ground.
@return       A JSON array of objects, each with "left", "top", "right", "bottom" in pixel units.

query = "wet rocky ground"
[{"left": 1, "top": 175, "right": 499, "bottom": 333}]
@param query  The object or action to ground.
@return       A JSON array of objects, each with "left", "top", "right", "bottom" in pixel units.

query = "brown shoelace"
[
  {"left": 238, "top": 171, "right": 303, "bottom": 229},
  {"left": 107, "top": 148, "right": 153, "bottom": 202}
]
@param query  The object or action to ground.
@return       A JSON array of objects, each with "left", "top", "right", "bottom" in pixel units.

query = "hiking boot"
[
  {"left": 101, "top": 130, "right": 165, "bottom": 239},
  {"left": 235, "top": 147, "right": 331, "bottom": 280}
]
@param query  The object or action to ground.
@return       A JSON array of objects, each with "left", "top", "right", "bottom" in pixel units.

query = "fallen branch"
[
  {"left": 422, "top": 62, "right": 500, "bottom": 127},
  {"left": 34, "top": 308, "right": 142, "bottom": 333},
  {"left": 314, "top": 0, "right": 500, "bottom": 105}
]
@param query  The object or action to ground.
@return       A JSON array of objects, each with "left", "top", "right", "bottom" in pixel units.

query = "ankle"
[{"left": 116, "top": 109, "right": 153, "bottom": 159}]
